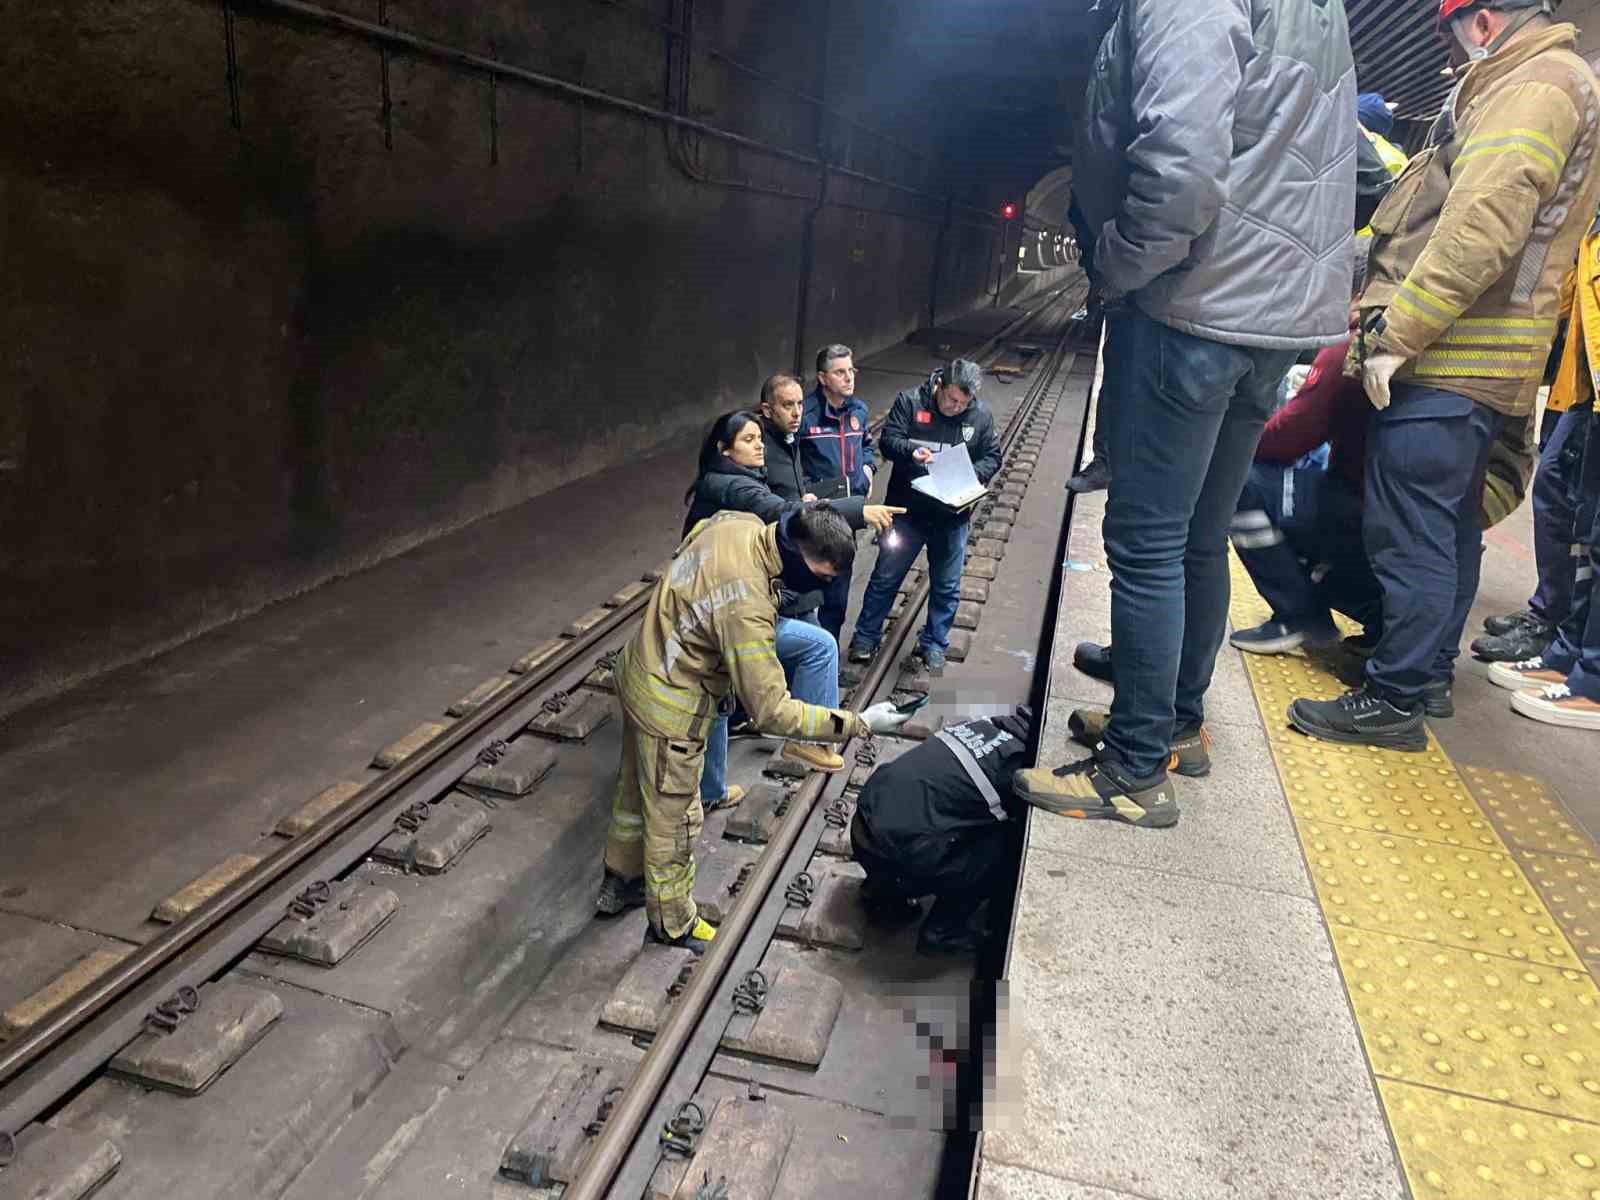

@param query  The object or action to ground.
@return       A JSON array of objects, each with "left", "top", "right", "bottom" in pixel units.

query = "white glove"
[
  {"left": 860, "top": 701, "right": 913, "bottom": 735},
  {"left": 1362, "top": 351, "right": 1407, "bottom": 411}
]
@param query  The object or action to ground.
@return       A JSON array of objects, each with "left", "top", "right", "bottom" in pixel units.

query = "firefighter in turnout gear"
[
  {"left": 596, "top": 506, "right": 913, "bottom": 951},
  {"left": 1289, "top": 0, "right": 1600, "bottom": 752}
]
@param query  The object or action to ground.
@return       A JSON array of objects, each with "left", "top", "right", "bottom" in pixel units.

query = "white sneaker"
[
  {"left": 1488, "top": 656, "right": 1565, "bottom": 691},
  {"left": 1511, "top": 683, "right": 1600, "bottom": 729}
]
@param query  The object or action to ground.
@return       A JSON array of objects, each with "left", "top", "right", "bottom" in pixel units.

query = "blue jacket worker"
[
  {"left": 801, "top": 344, "right": 876, "bottom": 642},
  {"left": 847, "top": 359, "right": 999, "bottom": 675}
]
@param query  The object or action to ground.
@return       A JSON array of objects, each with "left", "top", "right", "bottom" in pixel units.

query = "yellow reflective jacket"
[
  {"left": 618, "top": 511, "right": 867, "bottom": 743},
  {"left": 1547, "top": 224, "right": 1600, "bottom": 414},
  {"left": 1359, "top": 23, "right": 1600, "bottom": 417},
  {"left": 1356, "top": 129, "right": 1408, "bottom": 239}
]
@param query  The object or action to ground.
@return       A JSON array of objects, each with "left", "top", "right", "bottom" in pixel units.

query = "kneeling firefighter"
[
  {"left": 851, "top": 708, "right": 1033, "bottom": 955},
  {"left": 597, "top": 504, "right": 913, "bottom": 951}
]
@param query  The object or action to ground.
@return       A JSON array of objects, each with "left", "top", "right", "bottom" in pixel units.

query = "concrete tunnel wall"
[{"left": 0, "top": 0, "right": 1074, "bottom": 715}]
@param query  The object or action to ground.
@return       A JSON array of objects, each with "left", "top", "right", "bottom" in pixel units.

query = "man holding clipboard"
[{"left": 848, "top": 359, "right": 1000, "bottom": 674}]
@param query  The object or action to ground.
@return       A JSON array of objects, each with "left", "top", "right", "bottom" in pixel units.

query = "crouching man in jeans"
[{"left": 847, "top": 359, "right": 1000, "bottom": 675}]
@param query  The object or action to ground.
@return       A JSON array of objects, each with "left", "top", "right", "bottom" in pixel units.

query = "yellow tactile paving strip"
[{"left": 1228, "top": 554, "right": 1600, "bottom": 1194}]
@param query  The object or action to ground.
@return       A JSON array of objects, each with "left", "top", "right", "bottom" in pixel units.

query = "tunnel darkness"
[{"left": 1, "top": 0, "right": 1106, "bottom": 714}]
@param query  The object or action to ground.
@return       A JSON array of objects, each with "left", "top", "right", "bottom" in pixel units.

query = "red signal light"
[{"left": 1001, "top": 203, "right": 1018, "bottom": 220}]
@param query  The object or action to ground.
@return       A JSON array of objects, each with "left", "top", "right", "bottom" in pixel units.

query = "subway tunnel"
[{"left": 1, "top": 0, "right": 1105, "bottom": 715}]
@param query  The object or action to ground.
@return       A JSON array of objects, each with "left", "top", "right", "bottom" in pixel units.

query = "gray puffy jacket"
[{"left": 1074, "top": 0, "right": 1358, "bottom": 350}]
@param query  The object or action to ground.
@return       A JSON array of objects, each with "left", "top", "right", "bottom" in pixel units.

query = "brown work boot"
[
  {"left": 782, "top": 741, "right": 846, "bottom": 772},
  {"left": 1068, "top": 708, "right": 1211, "bottom": 778}
]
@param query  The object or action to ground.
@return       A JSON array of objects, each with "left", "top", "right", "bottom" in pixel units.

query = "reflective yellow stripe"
[
  {"left": 1463, "top": 126, "right": 1566, "bottom": 161},
  {"left": 1436, "top": 331, "right": 1554, "bottom": 346},
  {"left": 1396, "top": 279, "right": 1460, "bottom": 325},
  {"left": 1391, "top": 292, "right": 1450, "bottom": 330},
  {"left": 1454, "top": 316, "right": 1555, "bottom": 330},
  {"left": 1456, "top": 134, "right": 1565, "bottom": 173}
]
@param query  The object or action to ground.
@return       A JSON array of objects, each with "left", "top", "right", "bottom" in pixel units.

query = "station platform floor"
[{"left": 978, "top": 390, "right": 1600, "bottom": 1199}]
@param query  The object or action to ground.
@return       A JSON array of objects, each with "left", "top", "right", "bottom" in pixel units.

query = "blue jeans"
[
  {"left": 851, "top": 514, "right": 971, "bottom": 654},
  {"left": 1100, "top": 310, "right": 1297, "bottom": 777},
  {"left": 1364, "top": 385, "right": 1508, "bottom": 703},
  {"left": 700, "top": 617, "right": 841, "bottom": 800},
  {"left": 1529, "top": 404, "right": 1592, "bottom": 624},
  {"left": 1542, "top": 416, "right": 1600, "bottom": 699},
  {"left": 1232, "top": 462, "right": 1380, "bottom": 637}
]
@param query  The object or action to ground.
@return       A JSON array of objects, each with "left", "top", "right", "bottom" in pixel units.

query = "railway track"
[
  {"left": 0, "top": 283, "right": 1088, "bottom": 1174},
  {"left": 567, "top": 319, "right": 1088, "bottom": 1199}
]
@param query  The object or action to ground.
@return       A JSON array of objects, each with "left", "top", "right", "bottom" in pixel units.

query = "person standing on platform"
[
  {"left": 1289, "top": 0, "right": 1600, "bottom": 752},
  {"left": 846, "top": 359, "right": 999, "bottom": 676},
  {"left": 1014, "top": 0, "right": 1359, "bottom": 827},
  {"left": 596, "top": 505, "right": 913, "bottom": 952},
  {"left": 1488, "top": 212, "right": 1600, "bottom": 730},
  {"left": 800, "top": 345, "right": 876, "bottom": 643}
]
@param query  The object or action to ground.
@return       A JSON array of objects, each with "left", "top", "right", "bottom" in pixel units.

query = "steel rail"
[
  {"left": 566, "top": 312, "right": 1082, "bottom": 1200},
  {"left": 0, "top": 284, "right": 1078, "bottom": 1146},
  {"left": 0, "top": 594, "right": 655, "bottom": 1138}
]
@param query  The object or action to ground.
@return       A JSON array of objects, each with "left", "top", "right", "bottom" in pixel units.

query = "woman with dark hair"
[{"left": 683, "top": 409, "right": 901, "bottom": 809}]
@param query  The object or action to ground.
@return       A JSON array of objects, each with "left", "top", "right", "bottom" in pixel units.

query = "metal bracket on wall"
[{"left": 221, "top": 0, "right": 242, "bottom": 130}]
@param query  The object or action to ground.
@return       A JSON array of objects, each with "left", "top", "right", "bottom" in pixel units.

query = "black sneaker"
[
  {"left": 1066, "top": 458, "right": 1111, "bottom": 494},
  {"left": 847, "top": 640, "right": 878, "bottom": 665},
  {"left": 1073, "top": 641, "right": 1113, "bottom": 683},
  {"left": 1287, "top": 686, "right": 1426, "bottom": 752},
  {"left": 1230, "top": 618, "right": 1339, "bottom": 656},
  {"left": 595, "top": 869, "right": 646, "bottom": 917},
  {"left": 645, "top": 916, "right": 717, "bottom": 955},
  {"left": 1470, "top": 624, "right": 1554, "bottom": 663},
  {"left": 1012, "top": 756, "right": 1178, "bottom": 828},
  {"left": 1067, "top": 708, "right": 1212, "bottom": 778},
  {"left": 1423, "top": 679, "right": 1454, "bottom": 719},
  {"left": 1483, "top": 608, "right": 1543, "bottom": 637}
]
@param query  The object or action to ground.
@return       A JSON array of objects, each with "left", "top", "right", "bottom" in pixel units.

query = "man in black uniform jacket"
[{"left": 851, "top": 708, "right": 1032, "bottom": 955}]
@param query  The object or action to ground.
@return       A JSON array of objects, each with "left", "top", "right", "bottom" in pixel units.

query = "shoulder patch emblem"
[
  {"left": 915, "top": 410, "right": 933, "bottom": 425},
  {"left": 962, "top": 424, "right": 976, "bottom": 442},
  {"left": 850, "top": 415, "right": 861, "bottom": 431}
]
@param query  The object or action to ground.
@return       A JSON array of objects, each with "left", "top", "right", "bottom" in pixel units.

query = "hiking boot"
[
  {"left": 782, "top": 741, "right": 846, "bottom": 772},
  {"left": 847, "top": 640, "right": 878, "bottom": 665},
  {"left": 1073, "top": 641, "right": 1113, "bottom": 684},
  {"left": 1422, "top": 679, "right": 1454, "bottom": 719},
  {"left": 914, "top": 646, "right": 947, "bottom": 676},
  {"left": 595, "top": 869, "right": 646, "bottom": 917},
  {"left": 1067, "top": 708, "right": 1211, "bottom": 778},
  {"left": 1510, "top": 683, "right": 1600, "bottom": 729},
  {"left": 646, "top": 916, "right": 717, "bottom": 955},
  {"left": 1230, "top": 618, "right": 1339, "bottom": 656},
  {"left": 1066, "top": 457, "right": 1111, "bottom": 494},
  {"left": 1488, "top": 656, "right": 1566, "bottom": 691},
  {"left": 1012, "top": 756, "right": 1178, "bottom": 828},
  {"left": 702, "top": 784, "right": 746, "bottom": 814},
  {"left": 1471, "top": 624, "right": 1554, "bottom": 663},
  {"left": 1287, "top": 685, "right": 1426, "bottom": 752},
  {"left": 1483, "top": 608, "right": 1543, "bottom": 637}
]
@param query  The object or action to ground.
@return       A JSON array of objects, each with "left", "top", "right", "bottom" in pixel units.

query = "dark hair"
[
  {"left": 760, "top": 373, "right": 804, "bottom": 409},
  {"left": 815, "top": 343, "right": 853, "bottom": 374},
  {"left": 686, "top": 409, "right": 761, "bottom": 505},
  {"left": 789, "top": 503, "right": 856, "bottom": 572}
]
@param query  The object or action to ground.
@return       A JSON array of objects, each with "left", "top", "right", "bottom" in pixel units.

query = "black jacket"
[
  {"left": 762, "top": 421, "right": 808, "bottom": 502},
  {"left": 851, "top": 712, "right": 1031, "bottom": 881},
  {"left": 879, "top": 371, "right": 1002, "bottom": 525},
  {"left": 681, "top": 463, "right": 868, "bottom": 616}
]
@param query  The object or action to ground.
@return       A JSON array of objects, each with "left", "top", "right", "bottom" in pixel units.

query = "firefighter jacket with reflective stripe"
[
  {"left": 618, "top": 511, "right": 867, "bottom": 743},
  {"left": 1547, "top": 221, "right": 1600, "bottom": 414},
  {"left": 1360, "top": 24, "right": 1600, "bottom": 417}
]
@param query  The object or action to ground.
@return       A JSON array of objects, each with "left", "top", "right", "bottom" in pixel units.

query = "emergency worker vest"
[
  {"left": 1361, "top": 24, "right": 1600, "bottom": 416},
  {"left": 1548, "top": 218, "right": 1600, "bottom": 414}
]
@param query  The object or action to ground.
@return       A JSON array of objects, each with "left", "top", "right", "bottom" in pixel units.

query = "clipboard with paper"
[{"left": 910, "top": 441, "right": 988, "bottom": 511}]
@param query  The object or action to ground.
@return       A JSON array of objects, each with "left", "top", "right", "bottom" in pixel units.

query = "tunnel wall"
[{"left": 0, "top": 0, "right": 1067, "bottom": 714}]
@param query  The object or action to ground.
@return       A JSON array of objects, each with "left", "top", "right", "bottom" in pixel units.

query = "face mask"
[{"left": 776, "top": 514, "right": 830, "bottom": 594}]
